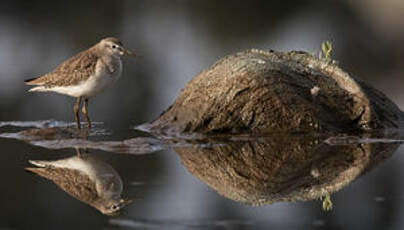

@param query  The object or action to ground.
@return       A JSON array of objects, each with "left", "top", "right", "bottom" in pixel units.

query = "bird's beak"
[
  {"left": 104, "top": 211, "right": 121, "bottom": 217},
  {"left": 120, "top": 198, "right": 134, "bottom": 206},
  {"left": 123, "top": 48, "right": 136, "bottom": 57}
]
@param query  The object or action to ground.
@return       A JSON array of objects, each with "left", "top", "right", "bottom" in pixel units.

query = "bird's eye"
[
  {"left": 112, "top": 45, "right": 117, "bottom": 49},
  {"left": 111, "top": 205, "right": 118, "bottom": 210}
]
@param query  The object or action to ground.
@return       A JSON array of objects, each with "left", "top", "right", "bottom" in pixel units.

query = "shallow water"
[{"left": 1, "top": 121, "right": 404, "bottom": 229}]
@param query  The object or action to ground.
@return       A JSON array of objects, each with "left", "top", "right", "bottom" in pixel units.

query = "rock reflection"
[
  {"left": 173, "top": 134, "right": 401, "bottom": 206},
  {"left": 26, "top": 149, "right": 132, "bottom": 215}
]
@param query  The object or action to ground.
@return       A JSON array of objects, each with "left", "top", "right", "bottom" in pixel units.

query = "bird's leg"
[
  {"left": 74, "top": 97, "right": 82, "bottom": 129},
  {"left": 82, "top": 98, "right": 91, "bottom": 129}
]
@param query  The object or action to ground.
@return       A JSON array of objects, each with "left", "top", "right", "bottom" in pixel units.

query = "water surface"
[{"left": 0, "top": 120, "right": 403, "bottom": 230}]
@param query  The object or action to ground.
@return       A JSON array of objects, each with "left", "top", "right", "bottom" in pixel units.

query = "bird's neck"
[
  {"left": 99, "top": 55, "right": 122, "bottom": 74},
  {"left": 101, "top": 54, "right": 121, "bottom": 63}
]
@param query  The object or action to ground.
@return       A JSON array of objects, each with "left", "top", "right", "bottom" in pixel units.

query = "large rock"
[{"left": 142, "top": 49, "right": 404, "bottom": 134}]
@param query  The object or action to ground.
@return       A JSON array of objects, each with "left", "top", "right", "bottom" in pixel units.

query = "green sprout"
[
  {"left": 322, "top": 194, "right": 333, "bottom": 211},
  {"left": 321, "top": 40, "right": 333, "bottom": 62}
]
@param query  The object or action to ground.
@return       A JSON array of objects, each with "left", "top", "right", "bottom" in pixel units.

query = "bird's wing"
[
  {"left": 25, "top": 49, "right": 98, "bottom": 87},
  {"left": 26, "top": 167, "right": 100, "bottom": 204}
]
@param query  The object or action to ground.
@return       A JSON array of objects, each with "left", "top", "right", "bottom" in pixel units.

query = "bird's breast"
[
  {"left": 78, "top": 58, "right": 122, "bottom": 97},
  {"left": 97, "top": 57, "right": 122, "bottom": 78}
]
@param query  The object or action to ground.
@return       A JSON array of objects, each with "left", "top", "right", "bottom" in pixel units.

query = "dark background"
[
  {"left": 1, "top": 0, "right": 404, "bottom": 229},
  {"left": 1, "top": 0, "right": 404, "bottom": 127}
]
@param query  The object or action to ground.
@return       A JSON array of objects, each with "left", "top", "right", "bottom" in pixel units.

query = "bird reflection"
[
  {"left": 172, "top": 134, "right": 401, "bottom": 206},
  {"left": 26, "top": 148, "right": 132, "bottom": 215}
]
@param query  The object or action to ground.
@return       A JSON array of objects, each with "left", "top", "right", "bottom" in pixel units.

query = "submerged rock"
[
  {"left": 0, "top": 127, "right": 165, "bottom": 154},
  {"left": 142, "top": 49, "right": 404, "bottom": 134}
]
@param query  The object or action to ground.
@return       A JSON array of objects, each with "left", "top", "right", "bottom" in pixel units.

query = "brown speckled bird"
[{"left": 25, "top": 37, "right": 133, "bottom": 129}]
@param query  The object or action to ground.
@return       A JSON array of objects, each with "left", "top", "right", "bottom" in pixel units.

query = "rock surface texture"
[{"left": 144, "top": 49, "right": 404, "bottom": 134}]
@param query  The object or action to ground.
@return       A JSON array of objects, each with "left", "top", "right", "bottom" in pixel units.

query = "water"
[{"left": 1, "top": 121, "right": 403, "bottom": 229}]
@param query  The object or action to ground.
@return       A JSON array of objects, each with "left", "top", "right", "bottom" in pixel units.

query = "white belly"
[
  {"left": 67, "top": 73, "right": 115, "bottom": 97},
  {"left": 41, "top": 59, "right": 122, "bottom": 98}
]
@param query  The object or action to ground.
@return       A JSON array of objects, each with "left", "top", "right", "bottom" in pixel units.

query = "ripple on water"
[{"left": 0, "top": 120, "right": 165, "bottom": 155}]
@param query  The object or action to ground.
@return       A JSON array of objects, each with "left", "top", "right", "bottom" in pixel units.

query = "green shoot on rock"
[
  {"left": 322, "top": 194, "right": 333, "bottom": 211},
  {"left": 321, "top": 40, "right": 333, "bottom": 62}
]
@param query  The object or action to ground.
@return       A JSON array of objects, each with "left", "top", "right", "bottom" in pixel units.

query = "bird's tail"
[
  {"left": 28, "top": 160, "right": 50, "bottom": 168},
  {"left": 25, "top": 77, "right": 48, "bottom": 92},
  {"left": 25, "top": 167, "right": 53, "bottom": 180},
  {"left": 24, "top": 77, "right": 40, "bottom": 85},
  {"left": 28, "top": 86, "right": 47, "bottom": 92}
]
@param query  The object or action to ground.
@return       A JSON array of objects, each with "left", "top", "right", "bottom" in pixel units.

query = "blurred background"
[
  {"left": 1, "top": 0, "right": 404, "bottom": 126},
  {"left": 1, "top": 0, "right": 404, "bottom": 229}
]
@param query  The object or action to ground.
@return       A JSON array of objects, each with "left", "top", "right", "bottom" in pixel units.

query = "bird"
[
  {"left": 25, "top": 37, "right": 133, "bottom": 129},
  {"left": 26, "top": 152, "right": 133, "bottom": 215}
]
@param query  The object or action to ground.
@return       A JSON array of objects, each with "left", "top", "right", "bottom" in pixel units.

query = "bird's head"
[
  {"left": 97, "top": 197, "right": 134, "bottom": 216},
  {"left": 99, "top": 37, "right": 134, "bottom": 58}
]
